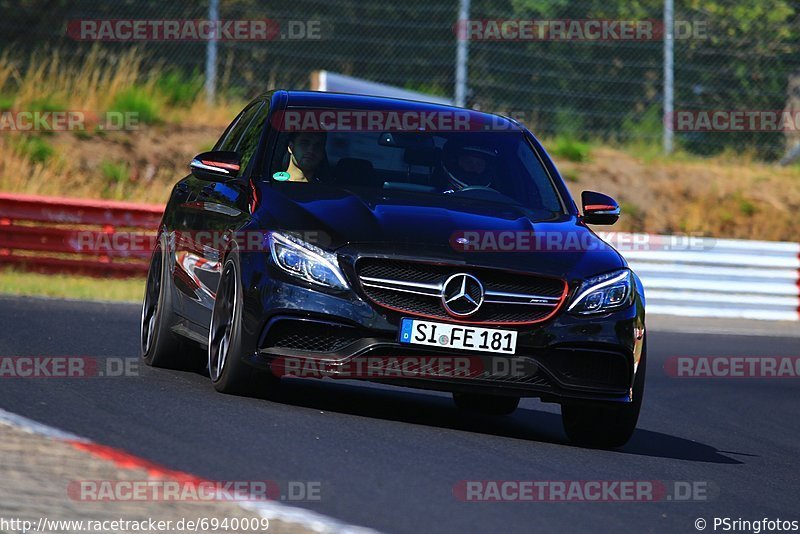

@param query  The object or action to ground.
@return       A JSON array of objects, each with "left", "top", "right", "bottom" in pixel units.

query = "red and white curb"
[{"left": 0, "top": 408, "right": 377, "bottom": 534}]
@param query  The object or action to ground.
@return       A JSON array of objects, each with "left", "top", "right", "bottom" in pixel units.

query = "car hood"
[{"left": 253, "top": 183, "right": 626, "bottom": 279}]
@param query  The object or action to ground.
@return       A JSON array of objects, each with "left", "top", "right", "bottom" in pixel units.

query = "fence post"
[
  {"left": 454, "top": 0, "right": 471, "bottom": 108},
  {"left": 205, "top": 0, "right": 219, "bottom": 105},
  {"left": 663, "top": 0, "right": 674, "bottom": 154}
]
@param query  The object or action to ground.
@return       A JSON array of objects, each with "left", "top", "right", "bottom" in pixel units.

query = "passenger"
[{"left": 285, "top": 131, "right": 328, "bottom": 183}]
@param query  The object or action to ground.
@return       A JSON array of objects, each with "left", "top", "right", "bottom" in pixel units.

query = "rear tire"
[
  {"left": 140, "top": 239, "right": 185, "bottom": 369},
  {"left": 561, "top": 342, "right": 647, "bottom": 448},
  {"left": 453, "top": 392, "right": 520, "bottom": 415}
]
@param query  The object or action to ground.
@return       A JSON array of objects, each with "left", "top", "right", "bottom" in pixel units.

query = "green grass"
[
  {"left": 99, "top": 159, "right": 130, "bottom": 198},
  {"left": 403, "top": 81, "right": 450, "bottom": 98},
  {"left": 622, "top": 104, "right": 662, "bottom": 140},
  {"left": 0, "top": 268, "right": 144, "bottom": 302},
  {"left": 108, "top": 87, "right": 161, "bottom": 125},
  {"left": 549, "top": 136, "right": 591, "bottom": 163},
  {"left": 101, "top": 159, "right": 129, "bottom": 184},
  {"left": 72, "top": 128, "right": 93, "bottom": 140},
  {"left": 561, "top": 168, "right": 580, "bottom": 182},
  {"left": 156, "top": 70, "right": 203, "bottom": 107},
  {"left": 29, "top": 96, "right": 66, "bottom": 113},
  {"left": 612, "top": 137, "right": 701, "bottom": 164},
  {"left": 12, "top": 135, "right": 55, "bottom": 163},
  {"left": 733, "top": 192, "right": 758, "bottom": 216},
  {"left": 0, "top": 95, "right": 14, "bottom": 111}
]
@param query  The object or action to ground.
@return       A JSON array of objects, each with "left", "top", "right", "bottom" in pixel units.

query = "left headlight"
[
  {"left": 567, "top": 269, "right": 633, "bottom": 315},
  {"left": 267, "top": 231, "right": 349, "bottom": 290}
]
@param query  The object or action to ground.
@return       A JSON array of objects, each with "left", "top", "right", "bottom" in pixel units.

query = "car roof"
[{"left": 261, "top": 90, "right": 522, "bottom": 133}]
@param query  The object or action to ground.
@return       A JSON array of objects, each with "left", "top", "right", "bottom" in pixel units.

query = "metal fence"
[{"left": 4, "top": 0, "right": 800, "bottom": 159}]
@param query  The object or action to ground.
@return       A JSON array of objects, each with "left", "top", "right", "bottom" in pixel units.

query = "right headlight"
[{"left": 567, "top": 269, "right": 633, "bottom": 315}]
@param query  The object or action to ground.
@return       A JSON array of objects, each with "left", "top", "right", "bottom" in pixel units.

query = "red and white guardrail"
[
  {"left": 0, "top": 193, "right": 797, "bottom": 321},
  {"left": 606, "top": 234, "right": 800, "bottom": 322},
  {"left": 0, "top": 193, "right": 162, "bottom": 277}
]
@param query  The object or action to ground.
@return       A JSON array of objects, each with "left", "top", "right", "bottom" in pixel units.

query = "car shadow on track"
[{"left": 244, "top": 376, "right": 746, "bottom": 465}]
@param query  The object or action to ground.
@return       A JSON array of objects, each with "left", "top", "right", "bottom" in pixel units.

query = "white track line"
[{"left": 0, "top": 407, "right": 378, "bottom": 534}]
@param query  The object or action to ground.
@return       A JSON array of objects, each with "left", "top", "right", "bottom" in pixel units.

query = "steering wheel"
[
  {"left": 457, "top": 185, "right": 499, "bottom": 193},
  {"left": 449, "top": 185, "right": 520, "bottom": 206}
]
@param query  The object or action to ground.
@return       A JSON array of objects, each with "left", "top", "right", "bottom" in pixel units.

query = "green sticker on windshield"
[{"left": 272, "top": 171, "right": 290, "bottom": 181}]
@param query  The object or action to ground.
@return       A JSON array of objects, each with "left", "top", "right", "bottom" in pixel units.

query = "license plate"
[{"left": 399, "top": 318, "right": 517, "bottom": 354}]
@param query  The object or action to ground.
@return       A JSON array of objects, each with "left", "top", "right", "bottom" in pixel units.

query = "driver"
[
  {"left": 284, "top": 131, "right": 328, "bottom": 182},
  {"left": 442, "top": 140, "right": 498, "bottom": 192}
]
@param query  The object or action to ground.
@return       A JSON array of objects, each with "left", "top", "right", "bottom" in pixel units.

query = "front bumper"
[{"left": 237, "top": 253, "right": 646, "bottom": 404}]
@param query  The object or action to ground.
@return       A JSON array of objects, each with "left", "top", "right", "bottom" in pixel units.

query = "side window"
[
  {"left": 237, "top": 101, "right": 269, "bottom": 175},
  {"left": 215, "top": 102, "right": 260, "bottom": 152},
  {"left": 517, "top": 140, "right": 562, "bottom": 212}
]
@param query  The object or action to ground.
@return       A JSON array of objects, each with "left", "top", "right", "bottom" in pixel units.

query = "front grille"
[
  {"left": 261, "top": 320, "right": 363, "bottom": 353},
  {"left": 356, "top": 258, "right": 566, "bottom": 324}
]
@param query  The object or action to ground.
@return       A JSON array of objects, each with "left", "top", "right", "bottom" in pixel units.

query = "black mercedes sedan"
[{"left": 141, "top": 90, "right": 646, "bottom": 448}]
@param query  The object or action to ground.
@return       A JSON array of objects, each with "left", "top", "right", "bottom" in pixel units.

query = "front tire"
[
  {"left": 208, "top": 256, "right": 264, "bottom": 394},
  {"left": 561, "top": 342, "right": 647, "bottom": 448},
  {"left": 453, "top": 392, "right": 520, "bottom": 415}
]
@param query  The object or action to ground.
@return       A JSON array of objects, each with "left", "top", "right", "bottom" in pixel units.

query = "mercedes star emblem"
[{"left": 441, "top": 273, "right": 484, "bottom": 316}]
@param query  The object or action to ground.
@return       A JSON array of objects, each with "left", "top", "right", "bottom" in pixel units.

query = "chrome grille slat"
[
  {"left": 483, "top": 290, "right": 561, "bottom": 301},
  {"left": 360, "top": 276, "right": 442, "bottom": 296},
  {"left": 361, "top": 281, "right": 442, "bottom": 298}
]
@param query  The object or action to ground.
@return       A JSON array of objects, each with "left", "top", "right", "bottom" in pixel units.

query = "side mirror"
[
  {"left": 581, "top": 191, "right": 620, "bottom": 225},
  {"left": 189, "top": 151, "right": 241, "bottom": 182}
]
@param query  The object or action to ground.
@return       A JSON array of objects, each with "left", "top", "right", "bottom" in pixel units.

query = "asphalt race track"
[{"left": 0, "top": 296, "right": 798, "bottom": 533}]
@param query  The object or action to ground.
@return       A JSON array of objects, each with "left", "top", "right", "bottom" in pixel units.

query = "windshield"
[{"left": 268, "top": 121, "right": 564, "bottom": 214}]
